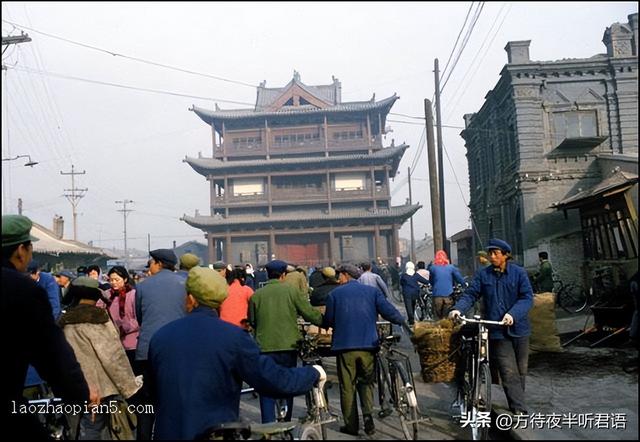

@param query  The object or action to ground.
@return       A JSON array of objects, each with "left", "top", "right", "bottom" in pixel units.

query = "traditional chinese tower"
[{"left": 182, "top": 73, "right": 419, "bottom": 267}]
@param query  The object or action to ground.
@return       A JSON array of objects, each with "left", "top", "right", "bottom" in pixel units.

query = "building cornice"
[
  {"left": 182, "top": 204, "right": 421, "bottom": 232},
  {"left": 184, "top": 144, "right": 409, "bottom": 177}
]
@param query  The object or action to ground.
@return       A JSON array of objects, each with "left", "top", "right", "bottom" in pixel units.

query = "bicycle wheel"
[
  {"left": 395, "top": 368, "right": 419, "bottom": 440},
  {"left": 457, "top": 345, "right": 474, "bottom": 421},
  {"left": 299, "top": 423, "right": 323, "bottom": 440},
  {"left": 424, "top": 295, "right": 435, "bottom": 321},
  {"left": 376, "top": 357, "right": 394, "bottom": 418},
  {"left": 414, "top": 300, "right": 425, "bottom": 322},
  {"left": 471, "top": 362, "right": 491, "bottom": 441},
  {"left": 557, "top": 284, "right": 587, "bottom": 313}
]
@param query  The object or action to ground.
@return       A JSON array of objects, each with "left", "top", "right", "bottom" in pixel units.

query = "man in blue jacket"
[
  {"left": 323, "top": 263, "right": 410, "bottom": 436},
  {"left": 449, "top": 238, "right": 533, "bottom": 415},
  {"left": 149, "top": 266, "right": 324, "bottom": 440},
  {"left": 135, "top": 248, "right": 186, "bottom": 440}
]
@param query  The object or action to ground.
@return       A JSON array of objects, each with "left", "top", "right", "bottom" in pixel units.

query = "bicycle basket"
[{"left": 413, "top": 321, "right": 459, "bottom": 383}]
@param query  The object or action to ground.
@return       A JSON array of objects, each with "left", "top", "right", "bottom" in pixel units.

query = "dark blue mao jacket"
[
  {"left": 453, "top": 262, "right": 533, "bottom": 339},
  {"left": 148, "top": 307, "right": 318, "bottom": 440}
]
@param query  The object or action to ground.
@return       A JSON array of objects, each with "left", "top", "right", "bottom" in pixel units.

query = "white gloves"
[
  {"left": 448, "top": 310, "right": 461, "bottom": 321},
  {"left": 312, "top": 365, "right": 327, "bottom": 382},
  {"left": 502, "top": 313, "right": 514, "bottom": 326}
]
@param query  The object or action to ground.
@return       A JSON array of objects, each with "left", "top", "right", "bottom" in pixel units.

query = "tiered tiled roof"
[
  {"left": 184, "top": 144, "right": 408, "bottom": 176},
  {"left": 192, "top": 94, "right": 398, "bottom": 123},
  {"left": 182, "top": 204, "right": 421, "bottom": 232}
]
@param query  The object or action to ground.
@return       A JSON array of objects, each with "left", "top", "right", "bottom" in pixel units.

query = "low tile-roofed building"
[{"left": 31, "top": 221, "right": 116, "bottom": 271}]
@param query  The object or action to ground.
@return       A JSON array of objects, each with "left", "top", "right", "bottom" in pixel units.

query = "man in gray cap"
[
  {"left": 449, "top": 238, "right": 533, "bottom": 415},
  {"left": 248, "top": 259, "right": 324, "bottom": 424},
  {"left": 212, "top": 260, "right": 228, "bottom": 281},
  {"left": 134, "top": 248, "right": 186, "bottom": 439},
  {"left": 2, "top": 214, "right": 90, "bottom": 438},
  {"left": 323, "top": 263, "right": 409, "bottom": 436}
]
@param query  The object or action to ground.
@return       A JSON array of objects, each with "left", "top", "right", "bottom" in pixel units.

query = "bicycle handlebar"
[{"left": 458, "top": 315, "right": 506, "bottom": 326}]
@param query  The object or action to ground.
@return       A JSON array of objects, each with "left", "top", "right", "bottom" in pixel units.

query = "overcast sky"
[{"left": 2, "top": 1, "right": 637, "bottom": 257}]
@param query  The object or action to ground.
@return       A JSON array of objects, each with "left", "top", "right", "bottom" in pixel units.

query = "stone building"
[
  {"left": 462, "top": 13, "right": 638, "bottom": 286},
  {"left": 182, "top": 74, "right": 419, "bottom": 267}
]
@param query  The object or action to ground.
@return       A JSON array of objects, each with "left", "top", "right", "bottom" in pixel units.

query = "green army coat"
[{"left": 249, "top": 279, "right": 323, "bottom": 352}]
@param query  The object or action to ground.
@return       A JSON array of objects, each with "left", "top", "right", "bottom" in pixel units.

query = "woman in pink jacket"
[{"left": 105, "top": 265, "right": 139, "bottom": 367}]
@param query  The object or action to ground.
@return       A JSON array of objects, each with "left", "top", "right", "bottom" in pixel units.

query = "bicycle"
[
  {"left": 375, "top": 321, "right": 422, "bottom": 440},
  {"left": 26, "top": 396, "right": 71, "bottom": 440},
  {"left": 296, "top": 322, "right": 336, "bottom": 440},
  {"left": 198, "top": 420, "right": 297, "bottom": 440},
  {"left": 555, "top": 281, "right": 588, "bottom": 313},
  {"left": 413, "top": 283, "right": 435, "bottom": 322},
  {"left": 452, "top": 315, "right": 506, "bottom": 441}
]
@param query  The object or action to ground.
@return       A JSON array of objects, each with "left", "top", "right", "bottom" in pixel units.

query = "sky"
[{"left": 1, "top": 1, "right": 637, "bottom": 257}]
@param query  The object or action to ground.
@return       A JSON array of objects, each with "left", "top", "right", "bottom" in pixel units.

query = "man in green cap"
[
  {"left": 148, "top": 266, "right": 325, "bottom": 440},
  {"left": 2, "top": 214, "right": 90, "bottom": 439}
]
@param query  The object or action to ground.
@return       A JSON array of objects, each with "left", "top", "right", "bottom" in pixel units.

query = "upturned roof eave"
[
  {"left": 183, "top": 144, "right": 409, "bottom": 177},
  {"left": 181, "top": 204, "right": 420, "bottom": 230},
  {"left": 191, "top": 94, "right": 398, "bottom": 126}
]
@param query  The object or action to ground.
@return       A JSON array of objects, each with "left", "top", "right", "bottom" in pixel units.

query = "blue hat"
[
  {"left": 150, "top": 248, "right": 177, "bottom": 268},
  {"left": 56, "top": 270, "right": 76, "bottom": 280},
  {"left": 486, "top": 238, "right": 512, "bottom": 254},
  {"left": 265, "top": 259, "right": 288, "bottom": 274}
]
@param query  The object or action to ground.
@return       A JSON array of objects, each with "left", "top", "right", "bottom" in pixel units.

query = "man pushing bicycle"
[{"left": 449, "top": 238, "right": 534, "bottom": 416}]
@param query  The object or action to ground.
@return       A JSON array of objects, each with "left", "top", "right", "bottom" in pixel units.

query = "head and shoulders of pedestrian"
[
  {"left": 228, "top": 266, "right": 253, "bottom": 293},
  {"left": 177, "top": 253, "right": 200, "bottom": 277},
  {"left": 2, "top": 214, "right": 41, "bottom": 284},
  {"left": 58, "top": 277, "right": 111, "bottom": 326},
  {"left": 478, "top": 239, "right": 529, "bottom": 280},
  {"left": 139, "top": 249, "right": 178, "bottom": 284},
  {"left": 154, "top": 266, "right": 231, "bottom": 337}
]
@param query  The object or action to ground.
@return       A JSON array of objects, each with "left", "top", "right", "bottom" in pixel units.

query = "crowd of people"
[{"left": 4, "top": 213, "right": 543, "bottom": 440}]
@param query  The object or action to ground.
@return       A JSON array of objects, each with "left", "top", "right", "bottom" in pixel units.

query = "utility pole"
[
  {"left": 17, "top": 198, "right": 22, "bottom": 215},
  {"left": 115, "top": 200, "right": 134, "bottom": 263},
  {"left": 2, "top": 32, "right": 31, "bottom": 211},
  {"left": 434, "top": 58, "right": 448, "bottom": 255},
  {"left": 407, "top": 166, "right": 416, "bottom": 263},
  {"left": 60, "top": 165, "right": 87, "bottom": 240},
  {"left": 425, "top": 98, "right": 443, "bottom": 252},
  {"left": 2, "top": 32, "right": 31, "bottom": 70}
]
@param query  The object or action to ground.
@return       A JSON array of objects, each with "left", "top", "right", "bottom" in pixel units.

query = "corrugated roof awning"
[{"left": 550, "top": 170, "right": 638, "bottom": 210}]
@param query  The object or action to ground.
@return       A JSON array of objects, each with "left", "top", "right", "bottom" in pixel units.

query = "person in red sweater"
[{"left": 220, "top": 266, "right": 254, "bottom": 329}]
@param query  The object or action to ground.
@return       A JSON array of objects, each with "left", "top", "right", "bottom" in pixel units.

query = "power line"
[
  {"left": 6, "top": 65, "right": 255, "bottom": 105},
  {"left": 439, "top": 2, "right": 485, "bottom": 95},
  {"left": 2, "top": 19, "right": 257, "bottom": 88},
  {"left": 444, "top": 3, "right": 511, "bottom": 121},
  {"left": 439, "top": 2, "right": 476, "bottom": 81}
]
